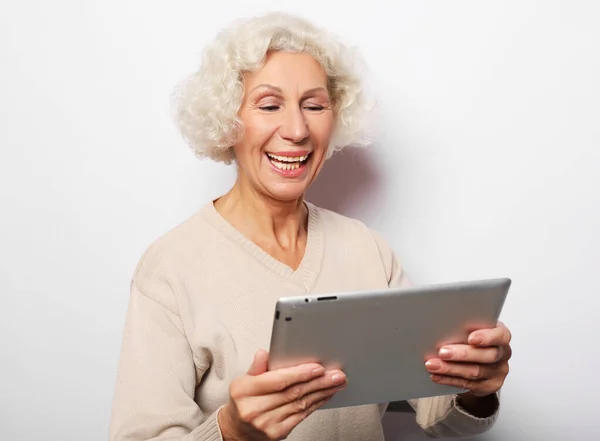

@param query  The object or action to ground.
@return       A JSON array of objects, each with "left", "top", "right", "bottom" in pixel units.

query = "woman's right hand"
[{"left": 218, "top": 349, "right": 347, "bottom": 441}]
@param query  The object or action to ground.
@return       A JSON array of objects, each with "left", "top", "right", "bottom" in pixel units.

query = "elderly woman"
[{"left": 109, "top": 12, "right": 512, "bottom": 441}]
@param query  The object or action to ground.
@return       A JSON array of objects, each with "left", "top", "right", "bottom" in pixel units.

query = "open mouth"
[{"left": 265, "top": 152, "right": 311, "bottom": 171}]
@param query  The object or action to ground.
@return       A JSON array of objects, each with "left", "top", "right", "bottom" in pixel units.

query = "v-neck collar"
[{"left": 200, "top": 200, "right": 324, "bottom": 292}]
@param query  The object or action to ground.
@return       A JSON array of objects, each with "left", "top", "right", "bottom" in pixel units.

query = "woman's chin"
[{"left": 264, "top": 181, "right": 310, "bottom": 202}]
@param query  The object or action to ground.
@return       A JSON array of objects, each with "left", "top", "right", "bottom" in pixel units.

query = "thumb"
[{"left": 247, "top": 349, "right": 269, "bottom": 376}]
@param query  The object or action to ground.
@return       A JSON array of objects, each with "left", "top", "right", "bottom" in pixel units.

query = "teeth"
[
  {"left": 272, "top": 161, "right": 301, "bottom": 171},
  {"left": 266, "top": 153, "right": 309, "bottom": 163}
]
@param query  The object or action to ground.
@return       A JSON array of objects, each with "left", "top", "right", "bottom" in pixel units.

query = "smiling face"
[{"left": 232, "top": 51, "right": 335, "bottom": 203}]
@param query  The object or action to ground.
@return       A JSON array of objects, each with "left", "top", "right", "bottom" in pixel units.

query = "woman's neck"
[{"left": 213, "top": 181, "right": 308, "bottom": 254}]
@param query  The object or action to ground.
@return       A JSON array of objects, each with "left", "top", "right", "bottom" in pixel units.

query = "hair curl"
[{"left": 171, "top": 12, "right": 371, "bottom": 164}]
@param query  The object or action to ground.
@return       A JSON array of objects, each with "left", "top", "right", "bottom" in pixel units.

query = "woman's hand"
[
  {"left": 219, "top": 349, "right": 347, "bottom": 441},
  {"left": 425, "top": 321, "right": 512, "bottom": 398}
]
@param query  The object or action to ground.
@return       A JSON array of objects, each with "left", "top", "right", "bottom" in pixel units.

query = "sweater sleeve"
[
  {"left": 109, "top": 280, "right": 223, "bottom": 441},
  {"left": 369, "top": 229, "right": 500, "bottom": 438}
]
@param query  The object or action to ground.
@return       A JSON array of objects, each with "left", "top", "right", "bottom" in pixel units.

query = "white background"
[{"left": 1, "top": 1, "right": 599, "bottom": 440}]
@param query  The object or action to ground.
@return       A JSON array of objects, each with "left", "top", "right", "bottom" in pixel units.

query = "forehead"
[{"left": 243, "top": 51, "right": 328, "bottom": 94}]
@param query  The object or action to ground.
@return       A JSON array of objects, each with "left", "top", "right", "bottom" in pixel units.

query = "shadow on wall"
[{"left": 306, "top": 146, "right": 382, "bottom": 219}]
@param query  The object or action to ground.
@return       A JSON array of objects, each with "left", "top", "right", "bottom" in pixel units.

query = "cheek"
[
  {"left": 233, "top": 126, "right": 273, "bottom": 162},
  {"left": 240, "top": 114, "right": 279, "bottom": 149},
  {"left": 312, "top": 116, "right": 335, "bottom": 148}
]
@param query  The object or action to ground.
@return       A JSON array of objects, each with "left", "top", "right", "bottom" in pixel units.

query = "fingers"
[
  {"left": 231, "top": 353, "right": 348, "bottom": 440},
  {"left": 237, "top": 362, "right": 326, "bottom": 397},
  {"left": 255, "top": 395, "right": 333, "bottom": 441},
  {"left": 426, "top": 354, "right": 510, "bottom": 397},
  {"left": 425, "top": 359, "right": 496, "bottom": 380},
  {"left": 247, "top": 350, "right": 270, "bottom": 376},
  {"left": 430, "top": 372, "right": 505, "bottom": 397},
  {"left": 234, "top": 371, "right": 347, "bottom": 440},
  {"left": 263, "top": 370, "right": 347, "bottom": 413},
  {"left": 468, "top": 322, "right": 512, "bottom": 347},
  {"left": 236, "top": 369, "right": 346, "bottom": 419},
  {"left": 253, "top": 381, "right": 346, "bottom": 430},
  {"left": 425, "top": 322, "right": 513, "bottom": 398},
  {"left": 438, "top": 344, "right": 503, "bottom": 364}
]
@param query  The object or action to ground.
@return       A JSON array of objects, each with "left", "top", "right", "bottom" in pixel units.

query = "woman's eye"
[
  {"left": 304, "top": 105, "right": 324, "bottom": 111},
  {"left": 259, "top": 105, "right": 280, "bottom": 112}
]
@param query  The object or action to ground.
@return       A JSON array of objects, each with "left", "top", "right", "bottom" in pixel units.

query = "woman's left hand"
[{"left": 425, "top": 321, "right": 512, "bottom": 397}]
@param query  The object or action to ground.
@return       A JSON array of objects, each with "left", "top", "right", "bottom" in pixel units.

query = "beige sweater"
[{"left": 109, "top": 201, "right": 499, "bottom": 440}]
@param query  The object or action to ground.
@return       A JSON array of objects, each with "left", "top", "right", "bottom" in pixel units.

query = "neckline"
[{"left": 200, "top": 199, "right": 324, "bottom": 292}]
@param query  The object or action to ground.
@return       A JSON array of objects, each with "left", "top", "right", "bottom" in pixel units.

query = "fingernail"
[
  {"left": 425, "top": 360, "right": 442, "bottom": 372},
  {"left": 469, "top": 335, "right": 483, "bottom": 345},
  {"left": 336, "top": 379, "right": 348, "bottom": 389},
  {"left": 439, "top": 348, "right": 453, "bottom": 358},
  {"left": 331, "top": 373, "right": 346, "bottom": 384},
  {"left": 312, "top": 367, "right": 325, "bottom": 375}
]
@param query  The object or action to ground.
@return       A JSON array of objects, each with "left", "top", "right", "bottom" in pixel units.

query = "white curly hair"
[{"left": 171, "top": 12, "right": 371, "bottom": 164}]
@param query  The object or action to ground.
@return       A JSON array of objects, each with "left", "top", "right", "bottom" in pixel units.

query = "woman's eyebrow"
[
  {"left": 302, "top": 87, "right": 329, "bottom": 97},
  {"left": 249, "top": 84, "right": 284, "bottom": 95},
  {"left": 249, "top": 84, "right": 329, "bottom": 98}
]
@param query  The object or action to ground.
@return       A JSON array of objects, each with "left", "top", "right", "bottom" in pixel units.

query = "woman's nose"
[{"left": 279, "top": 106, "right": 309, "bottom": 143}]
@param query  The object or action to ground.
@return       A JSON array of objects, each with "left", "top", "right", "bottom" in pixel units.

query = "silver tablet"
[{"left": 267, "top": 277, "right": 510, "bottom": 409}]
